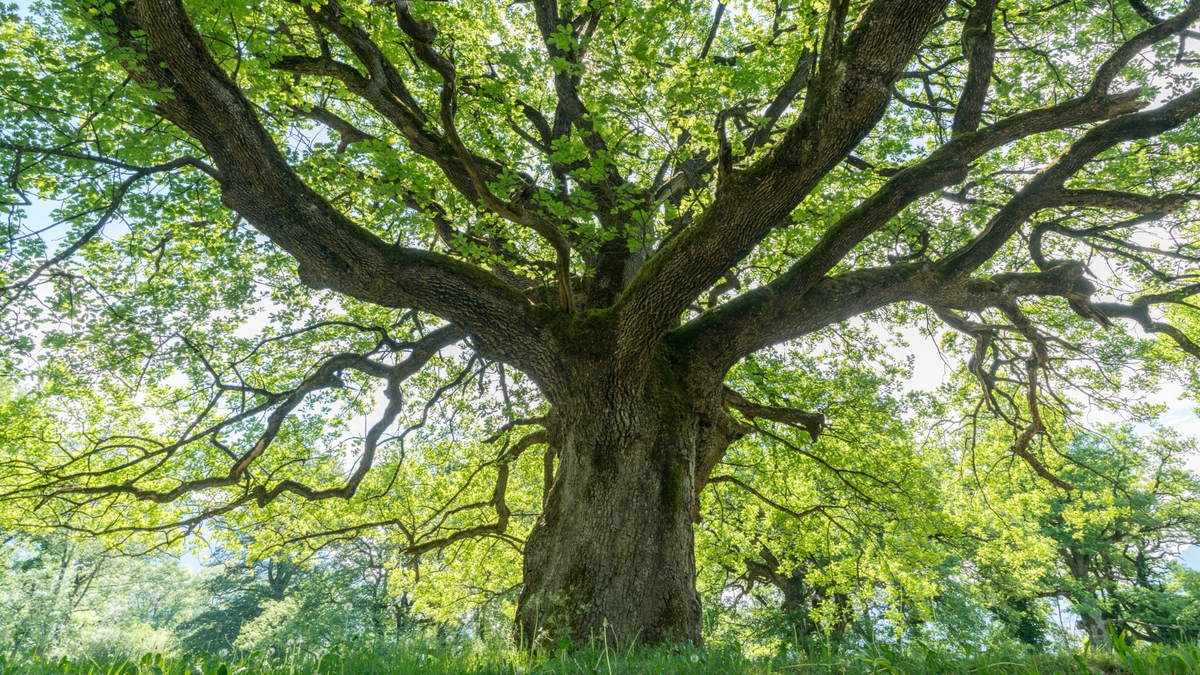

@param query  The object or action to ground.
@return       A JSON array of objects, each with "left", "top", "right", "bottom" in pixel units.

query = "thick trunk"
[
  {"left": 1079, "top": 610, "right": 1110, "bottom": 649},
  {"left": 516, "top": 362, "right": 712, "bottom": 646}
]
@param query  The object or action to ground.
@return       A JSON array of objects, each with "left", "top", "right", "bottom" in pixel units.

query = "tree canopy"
[{"left": 2, "top": 0, "right": 1200, "bottom": 646}]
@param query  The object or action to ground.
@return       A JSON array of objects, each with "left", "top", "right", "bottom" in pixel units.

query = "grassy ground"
[{"left": 4, "top": 636, "right": 1200, "bottom": 675}]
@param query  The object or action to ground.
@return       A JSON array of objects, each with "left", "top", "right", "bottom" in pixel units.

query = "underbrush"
[{"left": 3, "top": 635, "right": 1200, "bottom": 675}]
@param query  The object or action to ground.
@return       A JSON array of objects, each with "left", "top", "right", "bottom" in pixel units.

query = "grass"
[{"left": 4, "top": 635, "right": 1200, "bottom": 675}]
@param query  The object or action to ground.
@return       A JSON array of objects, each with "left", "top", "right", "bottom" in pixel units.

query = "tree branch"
[
  {"left": 670, "top": 87, "right": 1150, "bottom": 369},
  {"left": 1092, "top": 1, "right": 1200, "bottom": 98},
  {"left": 723, "top": 387, "right": 826, "bottom": 442},
  {"left": 952, "top": 0, "right": 1000, "bottom": 135},
  {"left": 1097, "top": 297, "right": 1200, "bottom": 359},
  {"left": 668, "top": 3, "right": 1200, "bottom": 370},
  {"left": 938, "top": 85, "right": 1200, "bottom": 278},
  {"left": 0, "top": 155, "right": 219, "bottom": 311},
  {"left": 104, "top": 0, "right": 562, "bottom": 384},
  {"left": 389, "top": 0, "right": 576, "bottom": 312},
  {"left": 290, "top": 103, "right": 375, "bottom": 153},
  {"left": 39, "top": 324, "right": 465, "bottom": 508},
  {"left": 699, "top": 2, "right": 727, "bottom": 61},
  {"left": 708, "top": 475, "right": 831, "bottom": 521},
  {"left": 616, "top": 0, "right": 951, "bottom": 367}
]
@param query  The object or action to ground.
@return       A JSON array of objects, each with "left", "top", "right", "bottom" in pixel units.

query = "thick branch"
[
  {"left": 671, "top": 88, "right": 1150, "bottom": 369},
  {"left": 616, "top": 0, "right": 950, "bottom": 367},
  {"left": 668, "top": 5, "right": 1200, "bottom": 370},
  {"left": 1044, "top": 188, "right": 1195, "bottom": 215},
  {"left": 939, "top": 85, "right": 1200, "bottom": 278},
  {"left": 678, "top": 258, "right": 1122, "bottom": 373},
  {"left": 699, "top": 2, "right": 727, "bottom": 61},
  {"left": 390, "top": 0, "right": 576, "bottom": 312},
  {"left": 952, "top": 0, "right": 999, "bottom": 135},
  {"left": 106, "top": 0, "right": 562, "bottom": 383}
]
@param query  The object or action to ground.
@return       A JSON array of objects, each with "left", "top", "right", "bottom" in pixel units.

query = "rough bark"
[
  {"left": 516, "top": 354, "right": 717, "bottom": 645},
  {"left": 1062, "top": 547, "right": 1113, "bottom": 649}
]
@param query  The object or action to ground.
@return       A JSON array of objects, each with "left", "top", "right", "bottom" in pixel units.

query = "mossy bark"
[{"left": 515, "top": 357, "right": 707, "bottom": 646}]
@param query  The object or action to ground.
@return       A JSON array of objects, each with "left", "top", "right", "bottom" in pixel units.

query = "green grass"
[{"left": 4, "top": 636, "right": 1200, "bottom": 675}]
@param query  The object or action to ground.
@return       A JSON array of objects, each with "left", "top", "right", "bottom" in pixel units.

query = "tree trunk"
[
  {"left": 1075, "top": 610, "right": 1108, "bottom": 648},
  {"left": 1078, "top": 610, "right": 1110, "bottom": 650},
  {"left": 1062, "top": 549, "right": 1110, "bottom": 650},
  {"left": 515, "top": 359, "right": 709, "bottom": 646}
]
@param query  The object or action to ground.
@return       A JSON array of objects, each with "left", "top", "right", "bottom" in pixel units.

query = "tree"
[
  {"left": 178, "top": 544, "right": 419, "bottom": 654},
  {"left": 177, "top": 559, "right": 293, "bottom": 653},
  {"left": 0, "top": 532, "right": 104, "bottom": 657},
  {"left": 3, "top": 0, "right": 1200, "bottom": 646},
  {"left": 0, "top": 531, "right": 202, "bottom": 658},
  {"left": 955, "top": 425, "right": 1200, "bottom": 648},
  {"left": 696, "top": 340, "right": 950, "bottom": 653}
]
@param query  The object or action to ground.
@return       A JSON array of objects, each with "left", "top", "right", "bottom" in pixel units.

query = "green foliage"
[
  {"left": 938, "top": 419, "right": 1200, "bottom": 648},
  {"left": 0, "top": 532, "right": 203, "bottom": 658},
  {"left": 0, "top": 532, "right": 435, "bottom": 661},
  {"left": 2, "top": 0, "right": 1200, "bottom": 656},
  {"left": 175, "top": 542, "right": 428, "bottom": 654},
  {"left": 699, "top": 333, "right": 955, "bottom": 652}
]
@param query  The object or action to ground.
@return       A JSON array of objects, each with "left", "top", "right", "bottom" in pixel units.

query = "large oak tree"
[{"left": 3, "top": 0, "right": 1200, "bottom": 646}]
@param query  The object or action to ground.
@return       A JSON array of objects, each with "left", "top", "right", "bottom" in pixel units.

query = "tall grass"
[{"left": 4, "top": 636, "right": 1200, "bottom": 675}]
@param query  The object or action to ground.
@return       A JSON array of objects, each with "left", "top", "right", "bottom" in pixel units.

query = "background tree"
[
  {"left": 207, "top": 542, "right": 422, "bottom": 654},
  {"left": 952, "top": 424, "right": 1200, "bottom": 648},
  {"left": 3, "top": 0, "right": 1200, "bottom": 646},
  {"left": 696, "top": 334, "right": 951, "bottom": 653},
  {"left": 0, "top": 531, "right": 203, "bottom": 658}
]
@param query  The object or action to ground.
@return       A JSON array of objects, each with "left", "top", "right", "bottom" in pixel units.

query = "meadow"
[{"left": 6, "top": 636, "right": 1200, "bottom": 675}]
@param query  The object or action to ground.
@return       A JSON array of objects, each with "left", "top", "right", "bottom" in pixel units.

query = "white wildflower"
[
  {"left": 344, "top": 602, "right": 354, "bottom": 612},
  {"left": 690, "top": 654, "right": 700, "bottom": 663},
  {"left": 218, "top": 649, "right": 229, "bottom": 657}
]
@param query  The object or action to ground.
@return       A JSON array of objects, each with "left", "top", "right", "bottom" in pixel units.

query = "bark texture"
[{"left": 515, "top": 352, "right": 729, "bottom": 644}]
